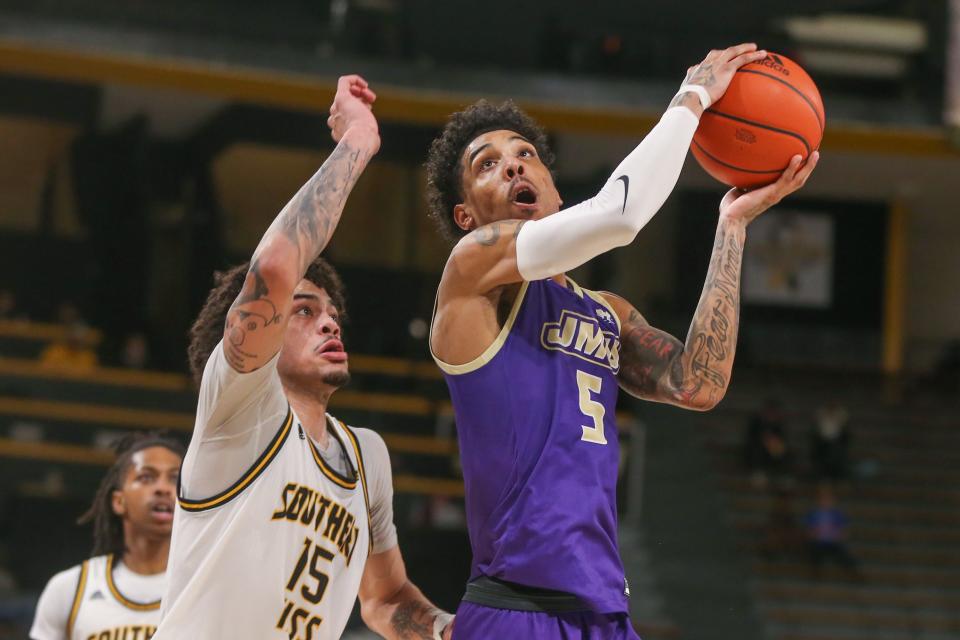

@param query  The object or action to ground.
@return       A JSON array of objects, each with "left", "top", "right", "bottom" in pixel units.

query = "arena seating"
[{"left": 699, "top": 378, "right": 960, "bottom": 640}]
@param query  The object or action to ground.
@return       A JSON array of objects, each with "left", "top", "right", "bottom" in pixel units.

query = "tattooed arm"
[
  {"left": 222, "top": 75, "right": 379, "bottom": 373},
  {"left": 602, "top": 220, "right": 745, "bottom": 410},
  {"left": 359, "top": 546, "right": 453, "bottom": 640},
  {"left": 602, "top": 152, "right": 820, "bottom": 410},
  {"left": 431, "top": 45, "right": 768, "bottom": 367}
]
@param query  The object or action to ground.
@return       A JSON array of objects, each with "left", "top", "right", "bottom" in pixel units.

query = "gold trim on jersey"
[
  {"left": 307, "top": 417, "right": 359, "bottom": 490},
  {"left": 339, "top": 420, "right": 373, "bottom": 553},
  {"left": 104, "top": 555, "right": 161, "bottom": 611},
  {"left": 178, "top": 408, "right": 293, "bottom": 512},
  {"left": 565, "top": 277, "right": 586, "bottom": 299},
  {"left": 66, "top": 559, "right": 89, "bottom": 637},
  {"left": 430, "top": 281, "right": 530, "bottom": 375}
]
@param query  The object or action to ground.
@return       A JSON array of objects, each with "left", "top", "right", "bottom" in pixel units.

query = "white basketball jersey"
[
  {"left": 67, "top": 555, "right": 162, "bottom": 640},
  {"left": 155, "top": 408, "right": 371, "bottom": 640}
]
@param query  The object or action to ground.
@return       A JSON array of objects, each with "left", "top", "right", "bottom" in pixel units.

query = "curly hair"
[
  {"left": 78, "top": 432, "right": 185, "bottom": 558},
  {"left": 187, "top": 257, "right": 346, "bottom": 385},
  {"left": 425, "top": 100, "right": 555, "bottom": 243}
]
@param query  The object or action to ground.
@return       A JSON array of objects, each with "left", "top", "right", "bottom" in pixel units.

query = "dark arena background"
[{"left": 1, "top": 0, "right": 960, "bottom": 638}]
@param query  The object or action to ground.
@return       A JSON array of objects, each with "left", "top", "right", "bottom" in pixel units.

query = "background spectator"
[
  {"left": 810, "top": 400, "right": 852, "bottom": 485},
  {"left": 744, "top": 398, "right": 795, "bottom": 491},
  {"left": 804, "top": 484, "right": 860, "bottom": 576},
  {"left": 40, "top": 322, "right": 98, "bottom": 371},
  {"left": 120, "top": 331, "right": 151, "bottom": 369}
]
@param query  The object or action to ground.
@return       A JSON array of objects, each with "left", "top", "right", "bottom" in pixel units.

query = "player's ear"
[
  {"left": 453, "top": 204, "right": 476, "bottom": 232},
  {"left": 111, "top": 490, "right": 126, "bottom": 517}
]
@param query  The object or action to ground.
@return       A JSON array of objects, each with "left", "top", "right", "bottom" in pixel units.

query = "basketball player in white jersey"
[
  {"left": 30, "top": 433, "right": 184, "bottom": 640},
  {"left": 155, "top": 75, "right": 454, "bottom": 640}
]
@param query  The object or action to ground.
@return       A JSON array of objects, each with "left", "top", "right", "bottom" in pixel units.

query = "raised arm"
[
  {"left": 223, "top": 75, "right": 379, "bottom": 373},
  {"left": 603, "top": 152, "right": 819, "bottom": 411},
  {"left": 439, "top": 44, "right": 768, "bottom": 300}
]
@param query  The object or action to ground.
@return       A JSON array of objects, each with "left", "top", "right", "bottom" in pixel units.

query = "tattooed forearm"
[
  {"left": 267, "top": 140, "right": 370, "bottom": 273},
  {"left": 223, "top": 259, "right": 283, "bottom": 370},
  {"left": 389, "top": 601, "right": 439, "bottom": 640},
  {"left": 677, "top": 221, "right": 745, "bottom": 407},
  {"left": 618, "top": 309, "right": 683, "bottom": 397},
  {"left": 617, "top": 219, "right": 745, "bottom": 409}
]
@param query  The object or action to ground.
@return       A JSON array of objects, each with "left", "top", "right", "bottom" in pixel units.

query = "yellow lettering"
[
  {"left": 546, "top": 316, "right": 577, "bottom": 347},
  {"left": 286, "top": 487, "right": 309, "bottom": 521},
  {"left": 336, "top": 512, "right": 355, "bottom": 552},
  {"left": 272, "top": 483, "right": 296, "bottom": 520},
  {"left": 300, "top": 490, "right": 318, "bottom": 526},
  {"left": 323, "top": 503, "right": 346, "bottom": 543},
  {"left": 607, "top": 338, "right": 621, "bottom": 370},
  {"left": 313, "top": 495, "right": 331, "bottom": 532},
  {"left": 290, "top": 607, "right": 308, "bottom": 639},
  {"left": 574, "top": 321, "right": 604, "bottom": 356},
  {"left": 304, "top": 617, "right": 323, "bottom": 640}
]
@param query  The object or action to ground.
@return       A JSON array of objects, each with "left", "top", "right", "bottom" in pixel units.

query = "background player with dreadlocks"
[{"left": 29, "top": 433, "right": 184, "bottom": 640}]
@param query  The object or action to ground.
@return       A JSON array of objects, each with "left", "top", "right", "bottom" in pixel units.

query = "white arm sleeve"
[
  {"left": 515, "top": 106, "right": 699, "bottom": 281},
  {"left": 30, "top": 566, "right": 80, "bottom": 640}
]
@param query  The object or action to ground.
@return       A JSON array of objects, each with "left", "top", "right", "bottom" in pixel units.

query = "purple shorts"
[{"left": 452, "top": 601, "right": 642, "bottom": 640}]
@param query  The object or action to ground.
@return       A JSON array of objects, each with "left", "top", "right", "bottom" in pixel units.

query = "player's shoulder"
[
  {"left": 344, "top": 425, "right": 388, "bottom": 458},
  {"left": 40, "top": 561, "right": 87, "bottom": 597},
  {"left": 337, "top": 423, "right": 391, "bottom": 480}
]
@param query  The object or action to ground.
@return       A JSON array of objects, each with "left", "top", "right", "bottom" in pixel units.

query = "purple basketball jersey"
[{"left": 436, "top": 278, "right": 629, "bottom": 614}]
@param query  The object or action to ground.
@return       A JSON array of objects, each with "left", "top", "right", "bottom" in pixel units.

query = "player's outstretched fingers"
[
  {"left": 729, "top": 49, "right": 768, "bottom": 69},
  {"left": 778, "top": 155, "right": 804, "bottom": 184},
  {"left": 723, "top": 43, "right": 758, "bottom": 61},
  {"left": 792, "top": 151, "right": 820, "bottom": 188}
]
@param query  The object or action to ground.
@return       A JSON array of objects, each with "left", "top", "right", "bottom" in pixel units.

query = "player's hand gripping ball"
[{"left": 692, "top": 52, "right": 824, "bottom": 189}]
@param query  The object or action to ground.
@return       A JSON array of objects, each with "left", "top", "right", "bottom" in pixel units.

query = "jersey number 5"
[{"left": 576, "top": 370, "right": 607, "bottom": 445}]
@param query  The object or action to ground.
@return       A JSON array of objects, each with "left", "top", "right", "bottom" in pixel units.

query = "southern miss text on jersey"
[{"left": 156, "top": 408, "right": 372, "bottom": 640}]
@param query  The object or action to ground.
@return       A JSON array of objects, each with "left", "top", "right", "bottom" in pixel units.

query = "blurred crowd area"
[{"left": 0, "top": 0, "right": 951, "bottom": 121}]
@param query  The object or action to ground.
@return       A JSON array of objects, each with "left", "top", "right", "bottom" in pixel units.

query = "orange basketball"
[{"left": 691, "top": 52, "right": 825, "bottom": 189}]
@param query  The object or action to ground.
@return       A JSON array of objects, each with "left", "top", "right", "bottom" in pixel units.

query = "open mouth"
[
  {"left": 511, "top": 182, "right": 538, "bottom": 208},
  {"left": 150, "top": 503, "right": 174, "bottom": 522},
  {"left": 317, "top": 339, "right": 348, "bottom": 362}
]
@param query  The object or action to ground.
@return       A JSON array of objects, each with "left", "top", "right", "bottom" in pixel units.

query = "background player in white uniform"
[
  {"left": 156, "top": 75, "right": 454, "bottom": 640},
  {"left": 30, "top": 434, "right": 184, "bottom": 640}
]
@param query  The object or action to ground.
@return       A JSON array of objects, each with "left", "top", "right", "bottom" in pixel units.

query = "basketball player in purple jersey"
[{"left": 425, "top": 45, "right": 819, "bottom": 638}]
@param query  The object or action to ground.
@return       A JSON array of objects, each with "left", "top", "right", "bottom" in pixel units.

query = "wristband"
[
  {"left": 432, "top": 612, "right": 454, "bottom": 640},
  {"left": 676, "top": 84, "right": 712, "bottom": 110}
]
